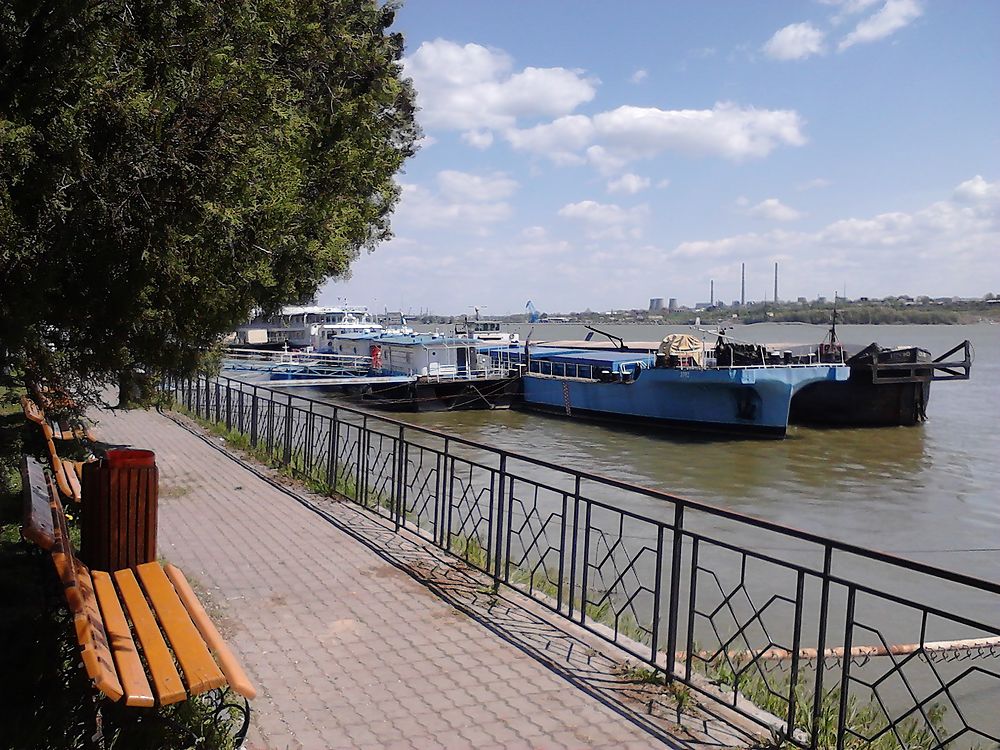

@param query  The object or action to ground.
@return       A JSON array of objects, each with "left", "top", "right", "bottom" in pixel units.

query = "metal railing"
[{"left": 165, "top": 374, "right": 1000, "bottom": 749}]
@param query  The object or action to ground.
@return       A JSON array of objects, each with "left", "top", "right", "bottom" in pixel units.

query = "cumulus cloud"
[
  {"left": 745, "top": 198, "right": 804, "bottom": 222},
  {"left": 436, "top": 170, "right": 518, "bottom": 202},
  {"left": 461, "top": 129, "right": 494, "bottom": 149},
  {"left": 630, "top": 68, "right": 648, "bottom": 84},
  {"left": 839, "top": 0, "right": 923, "bottom": 50},
  {"left": 671, "top": 176, "right": 999, "bottom": 294},
  {"left": 394, "top": 170, "right": 518, "bottom": 229},
  {"left": 404, "top": 39, "right": 596, "bottom": 139},
  {"left": 507, "top": 102, "right": 806, "bottom": 167},
  {"left": 607, "top": 173, "right": 652, "bottom": 195},
  {"left": 558, "top": 200, "right": 649, "bottom": 239},
  {"left": 763, "top": 22, "right": 827, "bottom": 60}
]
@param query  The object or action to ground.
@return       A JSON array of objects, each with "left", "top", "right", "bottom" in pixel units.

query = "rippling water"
[{"left": 390, "top": 322, "right": 999, "bottom": 582}]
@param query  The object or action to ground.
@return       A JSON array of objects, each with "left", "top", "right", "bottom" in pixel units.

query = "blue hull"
[{"left": 521, "top": 365, "right": 849, "bottom": 437}]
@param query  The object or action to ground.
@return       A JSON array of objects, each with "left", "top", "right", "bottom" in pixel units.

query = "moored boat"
[{"left": 509, "top": 335, "right": 849, "bottom": 438}]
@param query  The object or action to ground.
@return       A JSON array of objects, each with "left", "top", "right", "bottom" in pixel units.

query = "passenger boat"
[
  {"left": 326, "top": 332, "right": 521, "bottom": 411},
  {"left": 233, "top": 305, "right": 410, "bottom": 351},
  {"left": 508, "top": 334, "right": 850, "bottom": 437}
]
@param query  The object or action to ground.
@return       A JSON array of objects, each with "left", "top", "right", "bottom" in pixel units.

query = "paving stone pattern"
[{"left": 91, "top": 406, "right": 751, "bottom": 750}]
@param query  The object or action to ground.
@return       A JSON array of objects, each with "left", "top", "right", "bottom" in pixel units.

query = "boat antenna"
[{"left": 584, "top": 325, "right": 626, "bottom": 351}]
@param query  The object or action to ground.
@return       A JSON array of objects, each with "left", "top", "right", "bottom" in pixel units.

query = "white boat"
[{"left": 233, "top": 305, "right": 411, "bottom": 351}]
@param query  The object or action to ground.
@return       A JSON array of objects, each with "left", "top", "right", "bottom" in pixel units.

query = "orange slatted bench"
[
  {"left": 22, "top": 455, "right": 255, "bottom": 741},
  {"left": 20, "top": 395, "right": 93, "bottom": 503}
]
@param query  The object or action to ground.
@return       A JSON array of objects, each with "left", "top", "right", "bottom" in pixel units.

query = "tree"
[{"left": 0, "top": 0, "right": 419, "bottom": 404}]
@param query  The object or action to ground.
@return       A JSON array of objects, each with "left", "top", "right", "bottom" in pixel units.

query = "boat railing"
[
  {"left": 421, "top": 361, "right": 517, "bottom": 382},
  {"left": 225, "top": 347, "right": 372, "bottom": 369},
  {"left": 526, "top": 360, "right": 598, "bottom": 381}
]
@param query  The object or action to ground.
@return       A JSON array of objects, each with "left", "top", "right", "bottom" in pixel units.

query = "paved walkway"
[{"left": 91, "top": 406, "right": 754, "bottom": 749}]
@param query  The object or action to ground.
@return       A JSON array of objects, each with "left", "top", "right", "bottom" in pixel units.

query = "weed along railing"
[{"left": 165, "top": 374, "right": 1000, "bottom": 749}]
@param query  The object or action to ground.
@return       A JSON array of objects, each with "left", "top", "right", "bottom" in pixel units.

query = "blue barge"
[{"left": 509, "top": 344, "right": 849, "bottom": 437}]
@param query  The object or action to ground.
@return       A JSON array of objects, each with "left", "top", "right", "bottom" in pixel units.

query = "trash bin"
[{"left": 80, "top": 449, "right": 158, "bottom": 571}]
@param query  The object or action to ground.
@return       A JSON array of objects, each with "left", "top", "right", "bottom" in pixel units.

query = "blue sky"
[{"left": 320, "top": 0, "right": 1000, "bottom": 315}]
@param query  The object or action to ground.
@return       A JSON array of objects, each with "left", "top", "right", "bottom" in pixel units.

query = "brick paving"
[{"left": 90, "top": 406, "right": 755, "bottom": 750}]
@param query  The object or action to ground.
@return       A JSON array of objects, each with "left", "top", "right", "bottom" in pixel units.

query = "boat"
[
  {"left": 788, "top": 340, "right": 972, "bottom": 426},
  {"left": 508, "top": 333, "right": 850, "bottom": 438},
  {"left": 233, "top": 305, "right": 398, "bottom": 351},
  {"left": 322, "top": 332, "right": 521, "bottom": 411},
  {"left": 454, "top": 313, "right": 520, "bottom": 346}
]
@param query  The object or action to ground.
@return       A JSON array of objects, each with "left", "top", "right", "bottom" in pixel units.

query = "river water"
[{"left": 398, "top": 322, "right": 1000, "bottom": 582}]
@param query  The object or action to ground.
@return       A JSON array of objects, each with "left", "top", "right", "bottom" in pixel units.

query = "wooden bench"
[
  {"left": 21, "top": 395, "right": 93, "bottom": 503},
  {"left": 20, "top": 456, "right": 255, "bottom": 740}
]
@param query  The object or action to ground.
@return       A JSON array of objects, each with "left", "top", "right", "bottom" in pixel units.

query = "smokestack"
[
  {"left": 710, "top": 279, "right": 714, "bottom": 306},
  {"left": 774, "top": 262, "right": 779, "bottom": 303},
  {"left": 741, "top": 263, "right": 746, "bottom": 306}
]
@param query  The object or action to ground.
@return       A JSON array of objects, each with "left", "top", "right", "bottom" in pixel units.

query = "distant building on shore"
[
  {"left": 649, "top": 297, "right": 664, "bottom": 311},
  {"left": 668, "top": 298, "right": 678, "bottom": 311}
]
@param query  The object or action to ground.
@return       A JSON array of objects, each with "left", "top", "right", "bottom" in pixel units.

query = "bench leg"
[{"left": 208, "top": 687, "right": 252, "bottom": 749}]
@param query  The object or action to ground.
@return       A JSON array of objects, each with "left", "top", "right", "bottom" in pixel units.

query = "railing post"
[
  {"left": 283, "top": 393, "right": 293, "bottom": 466},
  {"left": 812, "top": 547, "right": 834, "bottom": 749},
  {"left": 329, "top": 407, "right": 340, "bottom": 493},
  {"left": 650, "top": 524, "right": 665, "bottom": 666},
  {"left": 394, "top": 424, "right": 406, "bottom": 531},
  {"left": 250, "top": 386, "right": 258, "bottom": 447},
  {"left": 225, "top": 382, "right": 232, "bottom": 431},
  {"left": 664, "top": 503, "right": 685, "bottom": 682},
  {"left": 492, "top": 453, "right": 508, "bottom": 587},
  {"left": 836, "top": 587, "right": 857, "bottom": 750},
  {"left": 568, "top": 475, "right": 581, "bottom": 620}
]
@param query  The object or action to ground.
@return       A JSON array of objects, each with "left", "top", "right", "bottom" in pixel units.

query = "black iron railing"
[{"left": 166, "top": 374, "right": 1000, "bottom": 749}]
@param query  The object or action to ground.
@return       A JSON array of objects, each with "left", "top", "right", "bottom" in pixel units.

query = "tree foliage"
[{"left": 0, "top": 0, "right": 419, "bottom": 401}]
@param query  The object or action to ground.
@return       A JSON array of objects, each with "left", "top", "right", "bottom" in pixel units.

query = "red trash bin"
[{"left": 80, "top": 449, "right": 159, "bottom": 571}]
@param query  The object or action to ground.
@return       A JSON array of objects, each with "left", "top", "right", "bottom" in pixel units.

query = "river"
[{"left": 396, "top": 322, "right": 999, "bottom": 582}]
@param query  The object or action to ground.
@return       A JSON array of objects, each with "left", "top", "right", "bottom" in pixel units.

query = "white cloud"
[
  {"left": 558, "top": 200, "right": 649, "bottom": 240},
  {"left": 461, "top": 129, "right": 494, "bottom": 149},
  {"left": 559, "top": 200, "right": 648, "bottom": 225},
  {"left": 630, "top": 68, "right": 648, "bottom": 84},
  {"left": 436, "top": 170, "right": 518, "bottom": 202},
  {"left": 763, "top": 22, "right": 827, "bottom": 60},
  {"left": 745, "top": 198, "right": 804, "bottom": 222},
  {"left": 394, "top": 171, "right": 518, "bottom": 230},
  {"left": 953, "top": 175, "right": 1000, "bottom": 205},
  {"left": 671, "top": 176, "right": 999, "bottom": 294},
  {"left": 607, "top": 173, "right": 651, "bottom": 195},
  {"left": 839, "top": 0, "right": 923, "bottom": 50},
  {"left": 520, "top": 225, "right": 548, "bottom": 240},
  {"left": 507, "top": 102, "right": 806, "bottom": 167},
  {"left": 403, "top": 39, "right": 597, "bottom": 137}
]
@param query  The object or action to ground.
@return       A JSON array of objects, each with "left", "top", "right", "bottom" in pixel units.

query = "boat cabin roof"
[{"left": 527, "top": 347, "right": 656, "bottom": 372}]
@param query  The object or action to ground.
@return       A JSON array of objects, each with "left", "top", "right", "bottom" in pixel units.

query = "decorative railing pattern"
[{"left": 166, "top": 374, "right": 1000, "bottom": 749}]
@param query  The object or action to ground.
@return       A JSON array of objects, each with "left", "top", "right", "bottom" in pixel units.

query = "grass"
[
  {"left": 0, "top": 385, "right": 242, "bottom": 749},
  {"left": 701, "top": 654, "right": 967, "bottom": 750}
]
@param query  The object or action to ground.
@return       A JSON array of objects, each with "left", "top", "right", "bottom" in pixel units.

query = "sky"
[{"left": 320, "top": 0, "right": 1000, "bottom": 315}]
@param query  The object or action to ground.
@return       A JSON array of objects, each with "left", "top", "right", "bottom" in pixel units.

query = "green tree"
[{"left": 0, "top": 0, "right": 419, "bottom": 403}]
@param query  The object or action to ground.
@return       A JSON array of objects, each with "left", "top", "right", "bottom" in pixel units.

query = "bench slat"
[
  {"left": 20, "top": 395, "right": 44, "bottom": 424},
  {"left": 164, "top": 564, "right": 257, "bottom": 700},
  {"left": 136, "top": 562, "right": 226, "bottom": 694},
  {"left": 21, "top": 456, "right": 55, "bottom": 550},
  {"left": 114, "top": 568, "right": 187, "bottom": 705},
  {"left": 92, "top": 571, "right": 155, "bottom": 708},
  {"left": 76, "top": 565, "right": 125, "bottom": 703}
]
